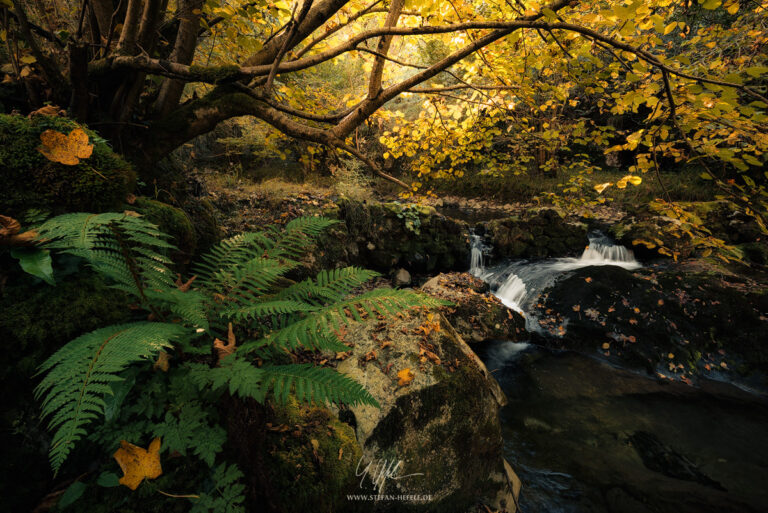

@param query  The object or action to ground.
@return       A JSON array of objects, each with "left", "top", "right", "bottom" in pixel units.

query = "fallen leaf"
[
  {"left": 38, "top": 127, "right": 94, "bottom": 165},
  {"left": 397, "top": 368, "right": 414, "bottom": 387},
  {"left": 601, "top": 342, "right": 610, "bottom": 350},
  {"left": 153, "top": 351, "right": 170, "bottom": 372},
  {"left": 175, "top": 274, "right": 197, "bottom": 292},
  {"left": 113, "top": 437, "right": 162, "bottom": 490},
  {"left": 213, "top": 322, "right": 236, "bottom": 362},
  {"left": 584, "top": 277, "right": 593, "bottom": 283},
  {"left": 668, "top": 353, "right": 675, "bottom": 359}
]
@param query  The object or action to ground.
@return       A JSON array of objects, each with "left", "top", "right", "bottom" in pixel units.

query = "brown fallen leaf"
[
  {"left": 213, "top": 323, "right": 237, "bottom": 362},
  {"left": 153, "top": 351, "right": 170, "bottom": 372},
  {"left": 397, "top": 368, "right": 414, "bottom": 387},
  {"left": 113, "top": 437, "right": 162, "bottom": 490},
  {"left": 38, "top": 127, "right": 93, "bottom": 166},
  {"left": 175, "top": 274, "right": 197, "bottom": 292}
]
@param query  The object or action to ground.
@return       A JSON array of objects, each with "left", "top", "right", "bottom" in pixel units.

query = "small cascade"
[
  {"left": 469, "top": 231, "right": 491, "bottom": 276},
  {"left": 478, "top": 232, "right": 640, "bottom": 323}
]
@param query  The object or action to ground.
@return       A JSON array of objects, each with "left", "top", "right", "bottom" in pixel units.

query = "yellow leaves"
[
  {"left": 113, "top": 438, "right": 162, "bottom": 490},
  {"left": 38, "top": 128, "right": 93, "bottom": 166},
  {"left": 594, "top": 182, "right": 612, "bottom": 194},
  {"left": 397, "top": 368, "right": 414, "bottom": 387}
]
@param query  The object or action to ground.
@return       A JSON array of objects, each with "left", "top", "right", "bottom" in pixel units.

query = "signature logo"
[{"left": 355, "top": 456, "right": 424, "bottom": 494}]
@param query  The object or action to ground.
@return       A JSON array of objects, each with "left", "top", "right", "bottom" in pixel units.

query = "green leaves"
[
  {"left": 10, "top": 247, "right": 54, "bottom": 285},
  {"left": 36, "top": 322, "right": 185, "bottom": 473}
]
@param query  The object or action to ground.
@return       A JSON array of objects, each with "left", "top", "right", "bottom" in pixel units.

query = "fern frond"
[
  {"left": 262, "top": 216, "right": 338, "bottom": 259},
  {"left": 187, "top": 358, "right": 378, "bottom": 407},
  {"left": 35, "top": 322, "right": 186, "bottom": 473},
  {"left": 37, "top": 213, "right": 176, "bottom": 301},
  {"left": 274, "top": 267, "right": 380, "bottom": 305},
  {"left": 239, "top": 288, "right": 442, "bottom": 353}
]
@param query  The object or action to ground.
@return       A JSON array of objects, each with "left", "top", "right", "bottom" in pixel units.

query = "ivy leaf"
[{"left": 10, "top": 247, "right": 55, "bottom": 285}]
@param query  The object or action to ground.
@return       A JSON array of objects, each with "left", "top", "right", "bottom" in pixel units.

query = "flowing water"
[{"left": 471, "top": 233, "right": 640, "bottom": 326}]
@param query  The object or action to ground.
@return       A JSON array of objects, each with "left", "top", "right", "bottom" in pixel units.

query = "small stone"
[
  {"left": 366, "top": 242, "right": 376, "bottom": 251},
  {"left": 393, "top": 268, "right": 411, "bottom": 286}
]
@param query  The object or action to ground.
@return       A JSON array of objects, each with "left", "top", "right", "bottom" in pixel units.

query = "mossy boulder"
[
  {"left": 135, "top": 197, "right": 197, "bottom": 261},
  {"left": 264, "top": 398, "right": 363, "bottom": 513},
  {"left": 0, "top": 114, "right": 135, "bottom": 217},
  {"left": 324, "top": 200, "right": 469, "bottom": 274},
  {"left": 485, "top": 209, "right": 588, "bottom": 260},
  {"left": 336, "top": 305, "right": 520, "bottom": 512}
]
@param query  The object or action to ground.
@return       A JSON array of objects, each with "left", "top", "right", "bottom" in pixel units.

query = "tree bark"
[
  {"left": 366, "top": 0, "right": 404, "bottom": 99},
  {"left": 116, "top": 0, "right": 143, "bottom": 54},
  {"left": 90, "top": 0, "right": 114, "bottom": 42},
  {"left": 154, "top": 0, "right": 204, "bottom": 116}
]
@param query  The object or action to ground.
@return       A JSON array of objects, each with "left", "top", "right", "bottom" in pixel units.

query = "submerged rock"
[
  {"left": 336, "top": 306, "right": 520, "bottom": 512},
  {"left": 483, "top": 346, "right": 768, "bottom": 513}
]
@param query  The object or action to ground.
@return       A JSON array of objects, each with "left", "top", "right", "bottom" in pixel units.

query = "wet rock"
[
  {"left": 531, "top": 264, "right": 768, "bottom": 379},
  {"left": 335, "top": 306, "right": 519, "bottom": 511},
  {"left": 421, "top": 273, "right": 526, "bottom": 342}
]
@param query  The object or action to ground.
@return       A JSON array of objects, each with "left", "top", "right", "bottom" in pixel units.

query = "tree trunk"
[{"left": 154, "top": 0, "right": 204, "bottom": 116}]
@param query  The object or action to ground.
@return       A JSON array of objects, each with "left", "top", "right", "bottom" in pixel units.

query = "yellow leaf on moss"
[
  {"left": 113, "top": 437, "right": 162, "bottom": 490},
  {"left": 397, "top": 368, "right": 414, "bottom": 387},
  {"left": 38, "top": 127, "right": 93, "bottom": 166}
]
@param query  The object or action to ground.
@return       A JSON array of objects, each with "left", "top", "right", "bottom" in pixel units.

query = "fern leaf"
[{"left": 36, "top": 322, "right": 186, "bottom": 473}]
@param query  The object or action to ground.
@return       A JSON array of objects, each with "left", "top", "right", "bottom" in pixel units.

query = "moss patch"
[
  {"left": 0, "top": 114, "right": 135, "bottom": 217},
  {"left": 265, "top": 398, "right": 362, "bottom": 513}
]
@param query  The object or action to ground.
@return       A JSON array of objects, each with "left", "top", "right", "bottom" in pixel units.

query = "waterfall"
[
  {"left": 478, "top": 232, "right": 640, "bottom": 320},
  {"left": 469, "top": 232, "right": 490, "bottom": 276}
]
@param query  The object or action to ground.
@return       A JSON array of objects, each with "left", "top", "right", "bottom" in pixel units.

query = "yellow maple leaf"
[
  {"left": 38, "top": 127, "right": 93, "bottom": 166},
  {"left": 397, "top": 368, "right": 414, "bottom": 387},
  {"left": 113, "top": 437, "right": 163, "bottom": 490}
]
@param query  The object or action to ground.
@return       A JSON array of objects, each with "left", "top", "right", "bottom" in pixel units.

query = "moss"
[
  {"left": 183, "top": 197, "right": 222, "bottom": 253},
  {"left": 0, "top": 272, "right": 132, "bottom": 511},
  {"left": 265, "top": 398, "right": 362, "bottom": 513},
  {"left": 189, "top": 64, "right": 241, "bottom": 83},
  {"left": 0, "top": 114, "right": 135, "bottom": 217},
  {"left": 135, "top": 197, "right": 197, "bottom": 260}
]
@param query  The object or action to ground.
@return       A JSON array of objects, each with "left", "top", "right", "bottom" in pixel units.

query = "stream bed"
[{"left": 469, "top": 234, "right": 768, "bottom": 512}]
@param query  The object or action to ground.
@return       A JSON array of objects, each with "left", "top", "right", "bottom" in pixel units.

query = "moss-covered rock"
[
  {"left": 324, "top": 200, "right": 469, "bottom": 274},
  {"left": 485, "top": 209, "right": 588, "bottom": 260},
  {"left": 264, "top": 398, "right": 362, "bottom": 513},
  {"left": 336, "top": 305, "right": 520, "bottom": 512},
  {"left": 0, "top": 114, "right": 135, "bottom": 217},
  {"left": 135, "top": 197, "right": 197, "bottom": 261}
]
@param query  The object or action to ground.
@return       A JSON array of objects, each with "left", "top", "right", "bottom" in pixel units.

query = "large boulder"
[
  {"left": 335, "top": 305, "right": 520, "bottom": 512},
  {"left": 421, "top": 272, "right": 526, "bottom": 343},
  {"left": 0, "top": 114, "right": 135, "bottom": 217},
  {"left": 485, "top": 209, "right": 587, "bottom": 260},
  {"left": 529, "top": 264, "right": 768, "bottom": 380}
]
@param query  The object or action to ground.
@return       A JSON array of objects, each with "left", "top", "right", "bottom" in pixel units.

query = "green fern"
[
  {"left": 33, "top": 212, "right": 440, "bottom": 481},
  {"left": 187, "top": 357, "right": 379, "bottom": 407},
  {"left": 35, "top": 322, "right": 185, "bottom": 473}
]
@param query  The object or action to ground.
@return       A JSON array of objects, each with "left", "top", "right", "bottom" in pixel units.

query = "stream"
[{"left": 468, "top": 233, "right": 768, "bottom": 513}]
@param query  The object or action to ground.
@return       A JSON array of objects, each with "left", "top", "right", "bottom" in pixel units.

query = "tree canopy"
[{"left": 2, "top": 0, "right": 767, "bottom": 237}]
